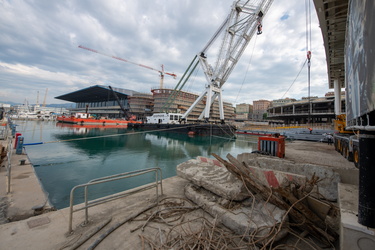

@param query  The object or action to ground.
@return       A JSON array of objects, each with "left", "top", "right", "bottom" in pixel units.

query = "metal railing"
[
  {"left": 2, "top": 118, "right": 14, "bottom": 194},
  {"left": 6, "top": 139, "right": 13, "bottom": 194},
  {"left": 68, "top": 167, "right": 163, "bottom": 233}
]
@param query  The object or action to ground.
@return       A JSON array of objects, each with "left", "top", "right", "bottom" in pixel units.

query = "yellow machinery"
[{"left": 333, "top": 114, "right": 360, "bottom": 167}]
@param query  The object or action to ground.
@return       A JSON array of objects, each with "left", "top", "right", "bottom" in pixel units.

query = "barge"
[
  {"left": 128, "top": 123, "right": 236, "bottom": 137},
  {"left": 57, "top": 112, "right": 141, "bottom": 126}
]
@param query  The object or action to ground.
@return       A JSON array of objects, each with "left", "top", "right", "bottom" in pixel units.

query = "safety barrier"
[
  {"left": 258, "top": 135, "right": 285, "bottom": 158},
  {"left": 68, "top": 167, "right": 163, "bottom": 233}
]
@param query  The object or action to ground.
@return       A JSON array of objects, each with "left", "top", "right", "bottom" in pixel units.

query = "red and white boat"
[{"left": 57, "top": 113, "right": 142, "bottom": 126}]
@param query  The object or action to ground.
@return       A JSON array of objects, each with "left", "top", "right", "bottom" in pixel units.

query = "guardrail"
[
  {"left": 68, "top": 167, "right": 163, "bottom": 233},
  {"left": 6, "top": 139, "right": 13, "bottom": 194},
  {"left": 1, "top": 118, "right": 14, "bottom": 194}
]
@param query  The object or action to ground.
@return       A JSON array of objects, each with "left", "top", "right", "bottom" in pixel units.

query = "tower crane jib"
[{"left": 78, "top": 45, "right": 176, "bottom": 89}]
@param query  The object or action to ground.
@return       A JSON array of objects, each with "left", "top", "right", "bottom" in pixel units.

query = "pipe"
[{"left": 346, "top": 126, "right": 375, "bottom": 131}]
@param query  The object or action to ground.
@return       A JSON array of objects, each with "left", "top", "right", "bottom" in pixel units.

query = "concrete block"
[
  {"left": 184, "top": 183, "right": 289, "bottom": 242},
  {"left": 176, "top": 158, "right": 249, "bottom": 201},
  {"left": 238, "top": 153, "right": 341, "bottom": 201},
  {"left": 332, "top": 167, "right": 359, "bottom": 186},
  {"left": 246, "top": 165, "right": 307, "bottom": 188},
  {"left": 338, "top": 183, "right": 375, "bottom": 250}
]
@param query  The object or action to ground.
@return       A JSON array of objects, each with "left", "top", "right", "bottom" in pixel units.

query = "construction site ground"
[{"left": 0, "top": 139, "right": 362, "bottom": 249}]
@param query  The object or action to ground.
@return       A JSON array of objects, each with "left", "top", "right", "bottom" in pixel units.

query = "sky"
[{"left": 0, "top": 0, "right": 330, "bottom": 106}]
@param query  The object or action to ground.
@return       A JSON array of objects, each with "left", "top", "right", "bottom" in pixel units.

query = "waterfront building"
[
  {"left": 253, "top": 99, "right": 271, "bottom": 121},
  {"left": 267, "top": 93, "right": 346, "bottom": 125},
  {"left": 235, "top": 103, "right": 253, "bottom": 121},
  {"left": 55, "top": 85, "right": 153, "bottom": 121},
  {"left": 151, "top": 88, "right": 235, "bottom": 122},
  {"left": 271, "top": 98, "right": 297, "bottom": 107}
]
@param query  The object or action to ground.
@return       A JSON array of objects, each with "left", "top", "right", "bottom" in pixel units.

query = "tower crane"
[
  {"left": 78, "top": 45, "right": 177, "bottom": 89},
  {"left": 179, "top": 0, "right": 274, "bottom": 123}
]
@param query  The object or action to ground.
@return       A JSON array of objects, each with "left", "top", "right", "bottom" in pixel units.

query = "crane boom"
[
  {"left": 78, "top": 45, "right": 176, "bottom": 88},
  {"left": 182, "top": 0, "right": 274, "bottom": 122},
  {"left": 108, "top": 86, "right": 130, "bottom": 120}
]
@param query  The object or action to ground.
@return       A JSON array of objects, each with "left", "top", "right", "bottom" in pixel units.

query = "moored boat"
[{"left": 57, "top": 112, "right": 141, "bottom": 125}]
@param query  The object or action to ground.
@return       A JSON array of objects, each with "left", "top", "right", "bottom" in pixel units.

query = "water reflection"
[{"left": 17, "top": 121, "right": 257, "bottom": 209}]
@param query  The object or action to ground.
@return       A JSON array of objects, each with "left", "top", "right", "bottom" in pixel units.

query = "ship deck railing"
[{"left": 68, "top": 167, "right": 163, "bottom": 233}]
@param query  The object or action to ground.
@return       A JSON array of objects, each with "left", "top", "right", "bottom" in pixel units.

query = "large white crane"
[
  {"left": 78, "top": 45, "right": 177, "bottom": 89},
  {"left": 182, "top": 0, "right": 274, "bottom": 123}
]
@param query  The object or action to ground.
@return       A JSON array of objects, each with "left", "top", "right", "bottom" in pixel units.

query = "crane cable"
[
  {"left": 281, "top": 0, "right": 312, "bottom": 100},
  {"left": 280, "top": 58, "right": 308, "bottom": 99},
  {"left": 306, "top": 0, "right": 312, "bottom": 124}
]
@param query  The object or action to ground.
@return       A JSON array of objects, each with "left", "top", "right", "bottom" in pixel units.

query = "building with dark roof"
[{"left": 55, "top": 85, "right": 153, "bottom": 120}]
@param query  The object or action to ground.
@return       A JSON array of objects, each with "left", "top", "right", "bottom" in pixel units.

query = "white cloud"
[{"left": 0, "top": 0, "right": 329, "bottom": 105}]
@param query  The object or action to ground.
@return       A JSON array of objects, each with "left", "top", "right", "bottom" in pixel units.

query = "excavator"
[{"left": 108, "top": 86, "right": 136, "bottom": 121}]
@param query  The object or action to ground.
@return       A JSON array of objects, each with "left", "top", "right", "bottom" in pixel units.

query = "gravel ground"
[{"left": 284, "top": 140, "right": 356, "bottom": 169}]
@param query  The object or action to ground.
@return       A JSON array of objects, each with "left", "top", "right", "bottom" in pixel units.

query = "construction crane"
[
  {"left": 78, "top": 45, "right": 177, "bottom": 89},
  {"left": 178, "top": 0, "right": 274, "bottom": 123}
]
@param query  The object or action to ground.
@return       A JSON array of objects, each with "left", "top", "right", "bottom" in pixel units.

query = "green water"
[{"left": 16, "top": 120, "right": 258, "bottom": 209}]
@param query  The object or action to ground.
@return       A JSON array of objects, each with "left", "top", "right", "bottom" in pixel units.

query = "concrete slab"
[
  {"left": 177, "top": 158, "right": 249, "bottom": 201},
  {"left": 27, "top": 216, "right": 51, "bottom": 229},
  {"left": 246, "top": 165, "right": 307, "bottom": 188},
  {"left": 338, "top": 183, "right": 375, "bottom": 250},
  {"left": 184, "top": 183, "right": 289, "bottom": 242},
  {"left": 238, "top": 153, "right": 341, "bottom": 201}
]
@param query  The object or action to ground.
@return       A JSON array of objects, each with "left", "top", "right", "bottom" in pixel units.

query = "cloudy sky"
[{"left": 0, "top": 0, "right": 329, "bottom": 106}]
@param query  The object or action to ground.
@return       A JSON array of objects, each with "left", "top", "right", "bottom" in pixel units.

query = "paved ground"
[{"left": 284, "top": 140, "right": 355, "bottom": 169}]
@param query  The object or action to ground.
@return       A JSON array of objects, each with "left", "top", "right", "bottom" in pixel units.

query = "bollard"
[{"left": 16, "top": 136, "right": 24, "bottom": 155}]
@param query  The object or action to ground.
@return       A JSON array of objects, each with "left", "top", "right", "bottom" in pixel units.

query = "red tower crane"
[{"left": 78, "top": 45, "right": 177, "bottom": 89}]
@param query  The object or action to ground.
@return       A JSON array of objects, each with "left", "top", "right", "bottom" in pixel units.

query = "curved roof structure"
[
  {"left": 55, "top": 85, "right": 136, "bottom": 103},
  {"left": 313, "top": 0, "right": 348, "bottom": 89}
]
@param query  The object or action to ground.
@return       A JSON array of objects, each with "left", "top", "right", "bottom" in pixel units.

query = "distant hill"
[
  {"left": 0, "top": 100, "right": 75, "bottom": 109},
  {"left": 0, "top": 101, "right": 21, "bottom": 106},
  {"left": 45, "top": 103, "right": 76, "bottom": 109}
]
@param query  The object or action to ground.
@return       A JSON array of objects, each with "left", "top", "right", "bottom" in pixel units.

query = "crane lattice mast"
[
  {"left": 182, "top": 0, "right": 274, "bottom": 123},
  {"left": 78, "top": 45, "right": 176, "bottom": 89}
]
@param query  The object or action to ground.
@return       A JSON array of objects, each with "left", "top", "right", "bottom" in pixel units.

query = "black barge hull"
[{"left": 128, "top": 123, "right": 236, "bottom": 137}]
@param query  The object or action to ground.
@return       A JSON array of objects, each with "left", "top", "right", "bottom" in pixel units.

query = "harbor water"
[{"left": 16, "top": 120, "right": 258, "bottom": 209}]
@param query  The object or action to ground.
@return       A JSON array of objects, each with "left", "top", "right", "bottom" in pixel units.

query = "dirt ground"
[{"left": 284, "top": 140, "right": 356, "bottom": 169}]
